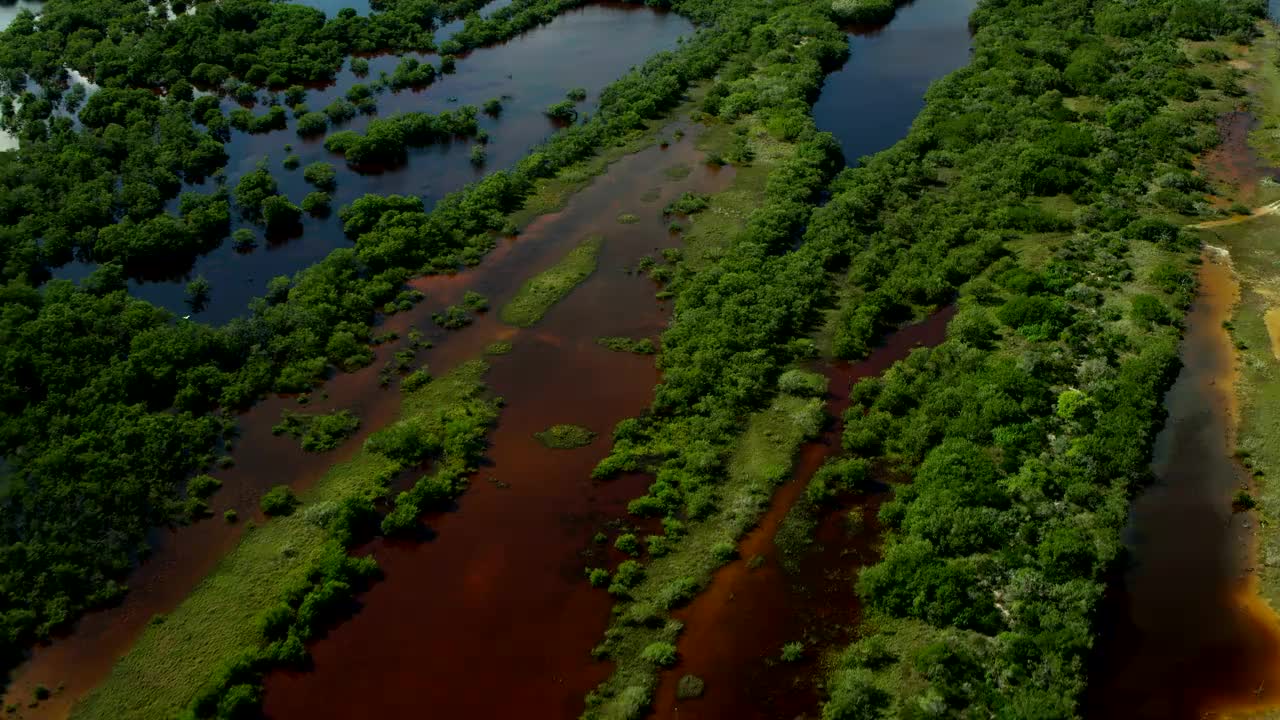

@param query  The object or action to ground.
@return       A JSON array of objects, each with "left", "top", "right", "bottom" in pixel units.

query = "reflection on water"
[
  {"left": 1086, "top": 257, "right": 1280, "bottom": 719},
  {"left": 49, "top": 3, "right": 690, "bottom": 324},
  {"left": 813, "top": 0, "right": 974, "bottom": 165}
]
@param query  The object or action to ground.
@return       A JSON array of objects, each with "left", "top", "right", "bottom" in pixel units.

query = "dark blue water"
[
  {"left": 813, "top": 0, "right": 976, "bottom": 165},
  {"left": 52, "top": 4, "right": 689, "bottom": 324}
]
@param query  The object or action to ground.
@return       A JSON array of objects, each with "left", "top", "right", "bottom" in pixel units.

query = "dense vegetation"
[
  {"left": 0, "top": 0, "right": 1260, "bottom": 713},
  {"left": 577, "top": 0, "right": 1264, "bottom": 716},
  {"left": 0, "top": 0, "right": 744, "bottom": 673}
]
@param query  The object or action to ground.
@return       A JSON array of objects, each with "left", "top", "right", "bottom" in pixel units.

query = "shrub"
[
  {"left": 260, "top": 485, "right": 299, "bottom": 517},
  {"left": 640, "top": 641, "right": 678, "bottom": 667},
  {"left": 711, "top": 541, "right": 737, "bottom": 564},
  {"left": 302, "top": 192, "right": 331, "bottom": 215},
  {"left": 781, "top": 641, "right": 804, "bottom": 662},
  {"left": 779, "top": 369, "right": 827, "bottom": 397},
  {"left": 187, "top": 474, "right": 222, "bottom": 500},
  {"left": 587, "top": 568, "right": 610, "bottom": 587},
  {"left": 607, "top": 560, "right": 644, "bottom": 596},
  {"left": 676, "top": 675, "right": 705, "bottom": 699},
  {"left": 1234, "top": 490, "right": 1258, "bottom": 511},
  {"left": 535, "top": 424, "right": 596, "bottom": 449},
  {"left": 830, "top": 0, "right": 896, "bottom": 23},
  {"left": 567, "top": 87, "right": 587, "bottom": 101},
  {"left": 432, "top": 305, "right": 472, "bottom": 329},
  {"left": 303, "top": 162, "right": 337, "bottom": 190},
  {"left": 615, "top": 533, "right": 641, "bottom": 556},
  {"left": 224, "top": 509, "right": 239, "bottom": 523},
  {"left": 545, "top": 100, "right": 578, "bottom": 122}
]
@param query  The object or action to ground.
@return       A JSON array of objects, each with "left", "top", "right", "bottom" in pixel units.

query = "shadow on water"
[
  {"left": 49, "top": 3, "right": 691, "bottom": 324},
  {"left": 261, "top": 128, "right": 734, "bottom": 719},
  {"left": 1085, "top": 256, "right": 1280, "bottom": 719}
]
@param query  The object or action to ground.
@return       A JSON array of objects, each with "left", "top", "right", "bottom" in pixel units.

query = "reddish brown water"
[
  {"left": 259, "top": 128, "right": 732, "bottom": 718},
  {"left": 647, "top": 307, "right": 954, "bottom": 720},
  {"left": 6, "top": 121, "right": 724, "bottom": 720},
  {"left": 1199, "top": 111, "right": 1278, "bottom": 205},
  {"left": 1086, "top": 257, "right": 1280, "bottom": 718}
]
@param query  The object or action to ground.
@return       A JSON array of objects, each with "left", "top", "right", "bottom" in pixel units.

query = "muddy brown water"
[
  {"left": 6, "top": 126, "right": 724, "bottom": 720},
  {"left": 648, "top": 307, "right": 955, "bottom": 720},
  {"left": 258, "top": 130, "right": 732, "bottom": 718},
  {"left": 1085, "top": 256, "right": 1280, "bottom": 719},
  {"left": 1199, "top": 111, "right": 1278, "bottom": 205}
]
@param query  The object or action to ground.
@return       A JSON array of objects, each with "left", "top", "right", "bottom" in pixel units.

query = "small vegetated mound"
[
  {"left": 485, "top": 341, "right": 513, "bottom": 355},
  {"left": 1233, "top": 489, "right": 1258, "bottom": 511},
  {"left": 400, "top": 368, "right": 432, "bottom": 393},
  {"left": 664, "top": 192, "right": 710, "bottom": 215},
  {"left": 433, "top": 304, "right": 474, "bottom": 329},
  {"left": 501, "top": 235, "right": 603, "bottom": 327},
  {"left": 676, "top": 674, "right": 705, "bottom": 699},
  {"left": 324, "top": 107, "right": 480, "bottom": 165},
  {"left": 546, "top": 99, "right": 578, "bottom": 122},
  {"left": 780, "top": 641, "right": 804, "bottom": 663},
  {"left": 597, "top": 336, "right": 657, "bottom": 354},
  {"left": 183, "top": 473, "right": 222, "bottom": 519},
  {"left": 535, "top": 424, "right": 597, "bottom": 449},
  {"left": 617, "top": 212, "right": 640, "bottom": 224},
  {"left": 259, "top": 485, "right": 299, "bottom": 517},
  {"left": 830, "top": 0, "right": 897, "bottom": 24},
  {"left": 272, "top": 409, "right": 361, "bottom": 452}
]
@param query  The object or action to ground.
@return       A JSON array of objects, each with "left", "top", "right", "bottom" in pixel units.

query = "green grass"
[
  {"left": 682, "top": 118, "right": 794, "bottom": 272},
  {"left": 507, "top": 91, "right": 709, "bottom": 229},
  {"left": 500, "top": 235, "right": 603, "bottom": 327},
  {"left": 72, "top": 362, "right": 491, "bottom": 720},
  {"left": 584, "top": 394, "right": 823, "bottom": 719}
]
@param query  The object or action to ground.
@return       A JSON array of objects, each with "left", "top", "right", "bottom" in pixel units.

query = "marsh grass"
[
  {"left": 1204, "top": 215, "right": 1280, "bottom": 608},
  {"left": 73, "top": 363, "right": 491, "bottom": 720},
  {"left": 534, "top": 424, "right": 597, "bottom": 449},
  {"left": 584, "top": 394, "right": 822, "bottom": 719},
  {"left": 500, "top": 236, "right": 603, "bottom": 327}
]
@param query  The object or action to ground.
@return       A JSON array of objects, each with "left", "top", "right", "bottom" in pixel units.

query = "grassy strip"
[
  {"left": 1189, "top": 21, "right": 1280, "bottom": 615},
  {"left": 1208, "top": 214, "right": 1280, "bottom": 605},
  {"left": 72, "top": 362, "right": 495, "bottom": 720},
  {"left": 500, "top": 235, "right": 603, "bottom": 327},
  {"left": 584, "top": 394, "right": 824, "bottom": 719}
]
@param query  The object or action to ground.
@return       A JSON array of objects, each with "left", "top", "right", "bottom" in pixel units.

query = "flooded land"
[{"left": 11, "top": 1, "right": 1280, "bottom": 719}]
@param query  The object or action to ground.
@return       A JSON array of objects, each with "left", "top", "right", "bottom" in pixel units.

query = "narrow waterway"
[
  {"left": 640, "top": 0, "right": 977, "bottom": 714},
  {"left": 648, "top": 308, "right": 954, "bottom": 720},
  {"left": 49, "top": 3, "right": 691, "bottom": 323},
  {"left": 1086, "top": 255, "right": 1280, "bottom": 718}
]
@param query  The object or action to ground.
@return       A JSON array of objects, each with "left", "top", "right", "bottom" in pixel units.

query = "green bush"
[
  {"left": 260, "top": 485, "right": 299, "bottom": 517},
  {"left": 640, "top": 641, "right": 678, "bottom": 667}
]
